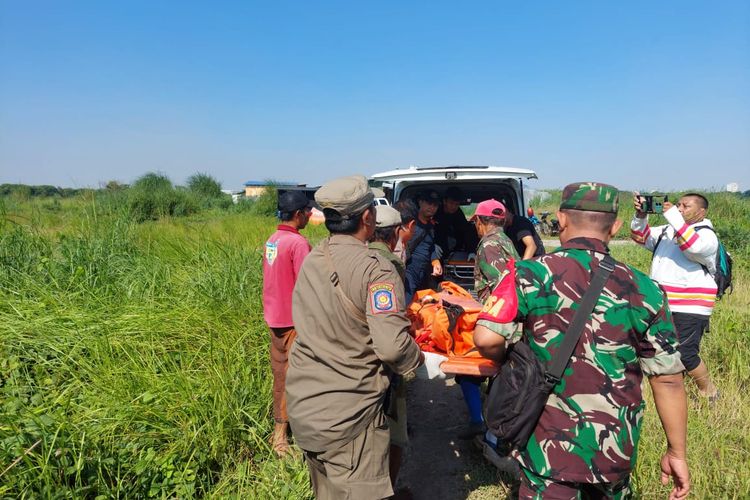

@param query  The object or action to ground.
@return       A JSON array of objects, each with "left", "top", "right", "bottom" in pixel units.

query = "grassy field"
[{"left": 1, "top": 189, "right": 748, "bottom": 498}]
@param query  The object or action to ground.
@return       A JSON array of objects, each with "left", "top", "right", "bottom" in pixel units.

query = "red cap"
[{"left": 471, "top": 199, "right": 507, "bottom": 220}]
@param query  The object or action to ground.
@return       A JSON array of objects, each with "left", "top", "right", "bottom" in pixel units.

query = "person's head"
[
  {"left": 557, "top": 182, "right": 622, "bottom": 243},
  {"left": 277, "top": 190, "right": 313, "bottom": 229},
  {"left": 371, "top": 205, "right": 402, "bottom": 250},
  {"left": 677, "top": 193, "right": 708, "bottom": 224},
  {"left": 315, "top": 175, "right": 376, "bottom": 241},
  {"left": 416, "top": 189, "right": 440, "bottom": 220},
  {"left": 470, "top": 199, "right": 507, "bottom": 237},
  {"left": 395, "top": 198, "right": 418, "bottom": 245},
  {"left": 443, "top": 187, "right": 464, "bottom": 215}
]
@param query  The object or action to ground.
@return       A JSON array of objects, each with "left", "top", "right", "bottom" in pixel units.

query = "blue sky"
[{"left": 1, "top": 1, "right": 748, "bottom": 192}]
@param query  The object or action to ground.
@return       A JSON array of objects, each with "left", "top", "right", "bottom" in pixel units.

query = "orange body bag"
[{"left": 407, "top": 281, "right": 484, "bottom": 357}]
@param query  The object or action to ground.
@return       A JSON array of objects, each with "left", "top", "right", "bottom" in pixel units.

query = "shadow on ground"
[{"left": 399, "top": 377, "right": 518, "bottom": 500}]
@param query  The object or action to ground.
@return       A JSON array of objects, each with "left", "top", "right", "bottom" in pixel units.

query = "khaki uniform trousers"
[{"left": 303, "top": 412, "right": 392, "bottom": 500}]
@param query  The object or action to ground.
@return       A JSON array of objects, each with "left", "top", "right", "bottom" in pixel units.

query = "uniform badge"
[
  {"left": 369, "top": 282, "right": 397, "bottom": 314},
  {"left": 265, "top": 242, "right": 278, "bottom": 265}
]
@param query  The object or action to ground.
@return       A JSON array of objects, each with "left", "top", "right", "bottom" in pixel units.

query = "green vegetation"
[{"left": 1, "top": 187, "right": 748, "bottom": 498}]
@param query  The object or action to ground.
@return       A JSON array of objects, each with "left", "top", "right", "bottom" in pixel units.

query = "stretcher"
[{"left": 439, "top": 355, "right": 500, "bottom": 377}]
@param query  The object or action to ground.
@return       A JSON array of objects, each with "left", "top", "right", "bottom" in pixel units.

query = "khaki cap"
[
  {"left": 375, "top": 205, "right": 402, "bottom": 228},
  {"left": 315, "top": 175, "right": 375, "bottom": 220}
]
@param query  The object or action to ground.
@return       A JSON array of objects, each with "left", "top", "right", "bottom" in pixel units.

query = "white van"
[{"left": 369, "top": 165, "right": 538, "bottom": 291}]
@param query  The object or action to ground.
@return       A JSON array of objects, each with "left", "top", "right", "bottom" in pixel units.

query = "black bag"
[
  {"left": 485, "top": 255, "right": 616, "bottom": 449},
  {"left": 694, "top": 225, "right": 733, "bottom": 299}
]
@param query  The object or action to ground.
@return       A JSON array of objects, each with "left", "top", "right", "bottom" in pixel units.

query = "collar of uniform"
[
  {"left": 329, "top": 234, "right": 368, "bottom": 246},
  {"left": 368, "top": 241, "right": 391, "bottom": 253},
  {"left": 277, "top": 224, "right": 300, "bottom": 234},
  {"left": 485, "top": 226, "right": 504, "bottom": 238},
  {"left": 561, "top": 236, "right": 610, "bottom": 254}
]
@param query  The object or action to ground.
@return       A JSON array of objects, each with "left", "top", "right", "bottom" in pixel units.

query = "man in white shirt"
[{"left": 631, "top": 192, "right": 719, "bottom": 400}]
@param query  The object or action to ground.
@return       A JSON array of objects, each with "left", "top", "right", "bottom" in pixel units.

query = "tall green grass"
[{"left": 1, "top": 191, "right": 748, "bottom": 498}]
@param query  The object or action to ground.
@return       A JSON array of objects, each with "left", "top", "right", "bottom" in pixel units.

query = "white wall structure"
[{"left": 726, "top": 182, "right": 739, "bottom": 193}]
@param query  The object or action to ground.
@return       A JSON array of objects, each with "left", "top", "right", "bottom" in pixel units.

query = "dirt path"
[{"left": 398, "top": 377, "right": 516, "bottom": 499}]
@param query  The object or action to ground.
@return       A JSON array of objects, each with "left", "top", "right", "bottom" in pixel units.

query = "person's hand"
[
  {"left": 414, "top": 352, "right": 450, "bottom": 380},
  {"left": 633, "top": 191, "right": 647, "bottom": 218},
  {"left": 660, "top": 451, "right": 690, "bottom": 500},
  {"left": 662, "top": 200, "right": 674, "bottom": 213},
  {"left": 431, "top": 260, "right": 443, "bottom": 276}
]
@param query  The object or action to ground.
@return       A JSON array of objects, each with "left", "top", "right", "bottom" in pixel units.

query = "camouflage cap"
[
  {"left": 375, "top": 205, "right": 402, "bottom": 228},
  {"left": 315, "top": 175, "right": 374, "bottom": 220},
  {"left": 560, "top": 182, "right": 619, "bottom": 213}
]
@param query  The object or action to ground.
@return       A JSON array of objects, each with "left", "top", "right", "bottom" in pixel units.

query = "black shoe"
[{"left": 458, "top": 421, "right": 486, "bottom": 440}]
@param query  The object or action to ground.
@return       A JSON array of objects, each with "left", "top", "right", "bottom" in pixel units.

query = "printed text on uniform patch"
[{"left": 369, "top": 282, "right": 397, "bottom": 314}]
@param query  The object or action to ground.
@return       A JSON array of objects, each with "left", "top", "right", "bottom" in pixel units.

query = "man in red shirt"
[{"left": 263, "top": 190, "right": 313, "bottom": 456}]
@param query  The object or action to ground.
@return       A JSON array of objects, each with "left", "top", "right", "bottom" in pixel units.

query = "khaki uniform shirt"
[{"left": 286, "top": 234, "right": 422, "bottom": 452}]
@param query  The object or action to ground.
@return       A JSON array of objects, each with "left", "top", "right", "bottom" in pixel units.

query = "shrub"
[{"left": 187, "top": 173, "right": 222, "bottom": 199}]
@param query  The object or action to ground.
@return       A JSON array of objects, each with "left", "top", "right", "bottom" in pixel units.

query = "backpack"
[
  {"left": 653, "top": 225, "right": 733, "bottom": 299},
  {"left": 407, "top": 281, "right": 483, "bottom": 357}
]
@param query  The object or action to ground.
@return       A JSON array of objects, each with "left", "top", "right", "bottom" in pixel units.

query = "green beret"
[
  {"left": 560, "top": 182, "right": 619, "bottom": 213},
  {"left": 315, "top": 175, "right": 375, "bottom": 220}
]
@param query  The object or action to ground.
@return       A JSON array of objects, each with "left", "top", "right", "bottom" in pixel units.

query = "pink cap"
[{"left": 471, "top": 199, "right": 507, "bottom": 220}]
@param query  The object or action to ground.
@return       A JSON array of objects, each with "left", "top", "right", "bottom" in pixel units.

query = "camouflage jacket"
[
  {"left": 474, "top": 227, "right": 519, "bottom": 302},
  {"left": 477, "top": 237, "right": 683, "bottom": 483}
]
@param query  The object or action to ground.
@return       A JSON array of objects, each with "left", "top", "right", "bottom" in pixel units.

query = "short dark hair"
[
  {"left": 373, "top": 226, "right": 398, "bottom": 243},
  {"left": 444, "top": 186, "right": 463, "bottom": 202},
  {"left": 682, "top": 192, "right": 708, "bottom": 210},
  {"left": 395, "top": 199, "right": 418, "bottom": 224},
  {"left": 477, "top": 215, "right": 504, "bottom": 227},
  {"left": 279, "top": 209, "right": 298, "bottom": 222},
  {"left": 560, "top": 209, "right": 617, "bottom": 232},
  {"left": 324, "top": 208, "right": 364, "bottom": 234}
]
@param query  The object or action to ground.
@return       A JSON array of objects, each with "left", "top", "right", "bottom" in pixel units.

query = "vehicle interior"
[{"left": 389, "top": 181, "right": 524, "bottom": 294}]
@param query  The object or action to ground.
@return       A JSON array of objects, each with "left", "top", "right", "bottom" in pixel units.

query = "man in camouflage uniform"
[
  {"left": 474, "top": 183, "right": 690, "bottom": 499},
  {"left": 471, "top": 199, "right": 520, "bottom": 302},
  {"left": 451, "top": 199, "right": 520, "bottom": 440}
]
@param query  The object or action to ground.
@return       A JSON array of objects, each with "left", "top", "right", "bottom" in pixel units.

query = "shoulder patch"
[{"left": 369, "top": 282, "right": 398, "bottom": 314}]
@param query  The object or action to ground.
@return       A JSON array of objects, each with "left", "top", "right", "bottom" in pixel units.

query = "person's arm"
[
  {"left": 649, "top": 374, "right": 690, "bottom": 500},
  {"left": 366, "top": 260, "right": 423, "bottom": 375},
  {"left": 520, "top": 235, "right": 536, "bottom": 260},
  {"left": 631, "top": 192, "right": 659, "bottom": 251},
  {"left": 473, "top": 323, "right": 508, "bottom": 362},
  {"left": 662, "top": 205, "right": 719, "bottom": 267},
  {"left": 639, "top": 291, "right": 690, "bottom": 499}
]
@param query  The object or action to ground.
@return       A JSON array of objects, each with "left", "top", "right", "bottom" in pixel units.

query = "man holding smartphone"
[{"left": 631, "top": 191, "right": 720, "bottom": 401}]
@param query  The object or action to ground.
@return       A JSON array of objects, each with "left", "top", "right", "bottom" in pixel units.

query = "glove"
[{"left": 415, "top": 352, "right": 450, "bottom": 380}]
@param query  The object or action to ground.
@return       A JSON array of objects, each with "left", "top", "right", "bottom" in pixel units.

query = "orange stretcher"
[{"left": 439, "top": 355, "right": 500, "bottom": 377}]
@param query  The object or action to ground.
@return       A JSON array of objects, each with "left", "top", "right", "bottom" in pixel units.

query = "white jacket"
[{"left": 631, "top": 206, "right": 718, "bottom": 316}]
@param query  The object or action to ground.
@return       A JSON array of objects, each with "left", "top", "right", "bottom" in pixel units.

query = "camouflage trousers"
[{"left": 519, "top": 467, "right": 631, "bottom": 500}]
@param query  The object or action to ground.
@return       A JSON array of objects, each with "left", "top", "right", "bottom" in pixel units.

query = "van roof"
[{"left": 370, "top": 165, "right": 537, "bottom": 181}]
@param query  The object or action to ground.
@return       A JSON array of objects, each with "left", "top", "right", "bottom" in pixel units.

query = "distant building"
[
  {"left": 726, "top": 182, "right": 740, "bottom": 193},
  {"left": 243, "top": 180, "right": 301, "bottom": 198},
  {"left": 221, "top": 189, "right": 245, "bottom": 204}
]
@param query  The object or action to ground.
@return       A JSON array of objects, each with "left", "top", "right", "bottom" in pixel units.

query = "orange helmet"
[{"left": 527, "top": 207, "right": 534, "bottom": 217}]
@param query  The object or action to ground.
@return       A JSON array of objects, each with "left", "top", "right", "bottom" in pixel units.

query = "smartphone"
[{"left": 641, "top": 194, "right": 668, "bottom": 214}]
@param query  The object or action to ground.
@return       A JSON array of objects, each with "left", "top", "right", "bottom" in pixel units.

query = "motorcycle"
[{"left": 539, "top": 211, "right": 560, "bottom": 236}]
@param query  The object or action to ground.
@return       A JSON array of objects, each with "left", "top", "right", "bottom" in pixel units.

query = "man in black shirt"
[
  {"left": 504, "top": 210, "right": 545, "bottom": 259},
  {"left": 435, "top": 187, "right": 478, "bottom": 258}
]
